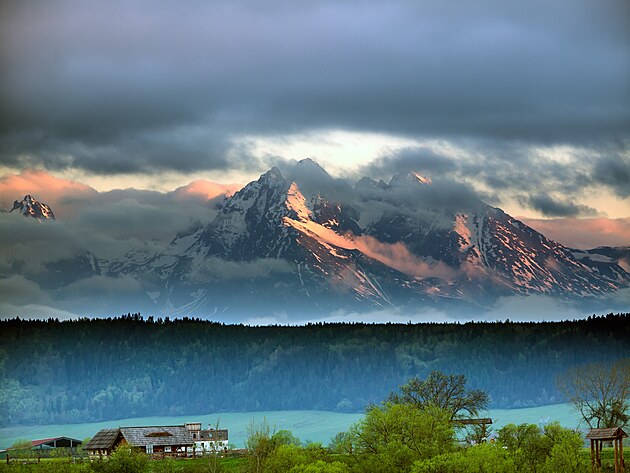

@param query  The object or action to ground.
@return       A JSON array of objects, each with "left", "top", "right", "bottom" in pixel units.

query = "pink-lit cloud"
[
  {"left": 172, "top": 180, "right": 242, "bottom": 201},
  {"left": 521, "top": 217, "right": 630, "bottom": 249},
  {"left": 0, "top": 169, "right": 98, "bottom": 218},
  {"left": 284, "top": 216, "right": 457, "bottom": 280}
]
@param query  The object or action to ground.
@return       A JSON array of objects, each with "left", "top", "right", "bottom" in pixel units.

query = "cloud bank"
[{"left": 1, "top": 0, "right": 628, "bottom": 180}]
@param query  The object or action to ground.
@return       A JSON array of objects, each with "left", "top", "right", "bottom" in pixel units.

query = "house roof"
[
  {"left": 585, "top": 427, "right": 628, "bottom": 440},
  {"left": 120, "top": 426, "right": 194, "bottom": 447},
  {"left": 31, "top": 438, "right": 57, "bottom": 447},
  {"left": 31, "top": 437, "right": 83, "bottom": 448},
  {"left": 85, "top": 429, "right": 121, "bottom": 450}
]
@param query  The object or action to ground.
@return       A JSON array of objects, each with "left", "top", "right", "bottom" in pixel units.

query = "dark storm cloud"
[
  {"left": 592, "top": 154, "right": 630, "bottom": 198},
  {"left": 522, "top": 194, "right": 599, "bottom": 218},
  {"left": 362, "top": 147, "right": 458, "bottom": 179},
  {"left": 0, "top": 128, "right": 236, "bottom": 174},
  {"left": 358, "top": 139, "right": 630, "bottom": 217},
  {"left": 1, "top": 0, "right": 628, "bottom": 174}
]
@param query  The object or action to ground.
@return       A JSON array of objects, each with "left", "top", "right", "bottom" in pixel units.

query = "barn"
[{"left": 85, "top": 425, "right": 194, "bottom": 458}]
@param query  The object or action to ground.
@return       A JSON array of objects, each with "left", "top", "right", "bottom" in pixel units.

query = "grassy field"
[
  {"left": 1, "top": 450, "right": 629, "bottom": 473},
  {"left": 0, "top": 403, "right": 583, "bottom": 449},
  {"left": 0, "top": 456, "right": 248, "bottom": 472}
]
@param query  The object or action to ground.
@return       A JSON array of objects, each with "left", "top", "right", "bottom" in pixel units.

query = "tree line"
[{"left": 0, "top": 313, "right": 628, "bottom": 427}]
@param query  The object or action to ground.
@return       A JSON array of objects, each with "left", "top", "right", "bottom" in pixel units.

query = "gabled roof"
[
  {"left": 585, "top": 427, "right": 628, "bottom": 440},
  {"left": 453, "top": 418, "right": 493, "bottom": 425},
  {"left": 121, "top": 426, "right": 193, "bottom": 447},
  {"left": 31, "top": 438, "right": 57, "bottom": 447},
  {"left": 85, "top": 429, "right": 121, "bottom": 450},
  {"left": 31, "top": 437, "right": 83, "bottom": 448}
]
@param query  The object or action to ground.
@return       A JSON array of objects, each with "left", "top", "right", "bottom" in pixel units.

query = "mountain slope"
[{"left": 98, "top": 161, "right": 628, "bottom": 317}]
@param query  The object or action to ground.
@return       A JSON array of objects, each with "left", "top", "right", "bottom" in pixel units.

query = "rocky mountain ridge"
[
  {"left": 4, "top": 161, "right": 628, "bottom": 318},
  {"left": 9, "top": 194, "right": 55, "bottom": 220},
  {"left": 100, "top": 160, "right": 630, "bottom": 316}
]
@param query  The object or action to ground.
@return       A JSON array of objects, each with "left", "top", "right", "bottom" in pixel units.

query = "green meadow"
[{"left": 0, "top": 403, "right": 583, "bottom": 449}]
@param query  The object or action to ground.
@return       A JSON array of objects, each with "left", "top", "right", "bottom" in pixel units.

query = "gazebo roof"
[
  {"left": 453, "top": 418, "right": 493, "bottom": 425},
  {"left": 585, "top": 427, "right": 628, "bottom": 441}
]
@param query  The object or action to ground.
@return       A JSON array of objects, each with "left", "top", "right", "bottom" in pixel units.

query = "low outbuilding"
[{"left": 31, "top": 437, "right": 83, "bottom": 453}]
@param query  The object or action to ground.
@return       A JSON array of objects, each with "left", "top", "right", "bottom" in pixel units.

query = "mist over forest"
[{"left": 1, "top": 313, "right": 628, "bottom": 428}]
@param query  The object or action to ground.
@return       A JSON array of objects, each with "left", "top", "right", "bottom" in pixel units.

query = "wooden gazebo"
[
  {"left": 585, "top": 427, "right": 627, "bottom": 473},
  {"left": 454, "top": 418, "right": 493, "bottom": 442}
]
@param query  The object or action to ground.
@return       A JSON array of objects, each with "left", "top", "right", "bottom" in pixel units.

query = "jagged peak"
[
  {"left": 261, "top": 166, "right": 285, "bottom": 181},
  {"left": 295, "top": 158, "right": 329, "bottom": 174},
  {"left": 287, "top": 158, "right": 333, "bottom": 184},
  {"left": 356, "top": 176, "right": 388, "bottom": 190},
  {"left": 388, "top": 171, "right": 433, "bottom": 187},
  {"left": 10, "top": 194, "right": 55, "bottom": 220}
]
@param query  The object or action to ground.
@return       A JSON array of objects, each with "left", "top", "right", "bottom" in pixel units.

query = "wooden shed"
[
  {"left": 31, "top": 437, "right": 82, "bottom": 452},
  {"left": 585, "top": 427, "right": 627, "bottom": 473}
]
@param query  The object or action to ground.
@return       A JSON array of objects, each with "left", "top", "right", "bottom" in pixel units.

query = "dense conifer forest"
[{"left": 1, "top": 313, "right": 628, "bottom": 427}]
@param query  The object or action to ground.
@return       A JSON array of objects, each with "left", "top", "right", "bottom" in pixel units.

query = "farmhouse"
[{"left": 85, "top": 425, "right": 194, "bottom": 458}]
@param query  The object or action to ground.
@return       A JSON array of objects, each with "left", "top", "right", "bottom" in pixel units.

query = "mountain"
[
  {"left": 2, "top": 194, "right": 104, "bottom": 292},
  {"left": 3, "top": 167, "right": 626, "bottom": 318},
  {"left": 98, "top": 160, "right": 629, "bottom": 318},
  {"left": 10, "top": 195, "right": 55, "bottom": 220}
]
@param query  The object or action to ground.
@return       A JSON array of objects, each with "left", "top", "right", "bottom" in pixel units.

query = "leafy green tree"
[
  {"left": 244, "top": 418, "right": 275, "bottom": 473},
  {"left": 342, "top": 403, "right": 455, "bottom": 473},
  {"left": 542, "top": 432, "right": 588, "bottom": 473},
  {"left": 272, "top": 430, "right": 302, "bottom": 447},
  {"left": 498, "top": 422, "right": 586, "bottom": 473},
  {"left": 388, "top": 371, "right": 489, "bottom": 421},
  {"left": 556, "top": 358, "right": 630, "bottom": 428},
  {"left": 412, "top": 444, "right": 516, "bottom": 473},
  {"left": 263, "top": 444, "right": 312, "bottom": 473},
  {"left": 9, "top": 438, "right": 33, "bottom": 460},
  {"left": 103, "top": 444, "right": 148, "bottom": 473},
  {"left": 10, "top": 438, "right": 31, "bottom": 449}
]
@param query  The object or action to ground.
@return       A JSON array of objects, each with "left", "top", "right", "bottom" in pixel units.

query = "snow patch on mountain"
[{"left": 285, "top": 182, "right": 313, "bottom": 221}]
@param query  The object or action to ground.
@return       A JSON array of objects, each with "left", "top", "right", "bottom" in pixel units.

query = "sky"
[
  {"left": 0, "top": 0, "right": 629, "bottom": 321},
  {"left": 1, "top": 0, "right": 629, "bottom": 225}
]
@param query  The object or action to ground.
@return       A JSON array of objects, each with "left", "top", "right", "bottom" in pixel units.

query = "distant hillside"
[{"left": 1, "top": 313, "right": 628, "bottom": 427}]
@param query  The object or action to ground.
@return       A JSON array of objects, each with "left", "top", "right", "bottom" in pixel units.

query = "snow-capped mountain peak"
[
  {"left": 81, "top": 160, "right": 629, "bottom": 317},
  {"left": 294, "top": 157, "right": 330, "bottom": 176},
  {"left": 388, "top": 170, "right": 433, "bottom": 188},
  {"left": 10, "top": 195, "right": 55, "bottom": 220}
]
